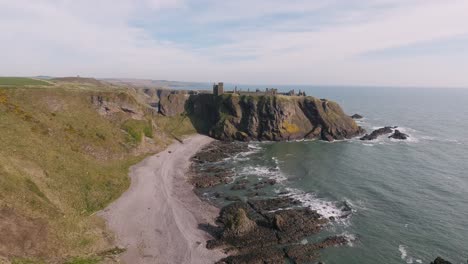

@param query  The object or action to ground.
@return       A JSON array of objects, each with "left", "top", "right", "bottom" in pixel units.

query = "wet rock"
[
  {"left": 253, "top": 179, "right": 277, "bottom": 190},
  {"left": 225, "top": 196, "right": 242, "bottom": 202},
  {"left": 351, "top": 114, "right": 363, "bottom": 119},
  {"left": 216, "top": 246, "right": 286, "bottom": 264},
  {"left": 248, "top": 197, "right": 299, "bottom": 212},
  {"left": 266, "top": 208, "right": 327, "bottom": 244},
  {"left": 190, "top": 141, "right": 248, "bottom": 189},
  {"left": 212, "top": 199, "right": 336, "bottom": 263},
  {"left": 286, "top": 236, "right": 348, "bottom": 263},
  {"left": 245, "top": 191, "right": 267, "bottom": 198},
  {"left": 389, "top": 129, "right": 409, "bottom": 140},
  {"left": 430, "top": 257, "right": 452, "bottom": 264},
  {"left": 360, "top": 126, "right": 394, "bottom": 140},
  {"left": 231, "top": 179, "right": 250, "bottom": 190}
]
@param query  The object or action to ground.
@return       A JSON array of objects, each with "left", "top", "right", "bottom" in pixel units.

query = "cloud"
[{"left": 0, "top": 0, "right": 468, "bottom": 87}]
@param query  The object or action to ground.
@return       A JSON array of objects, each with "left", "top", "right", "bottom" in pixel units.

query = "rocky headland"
[{"left": 141, "top": 88, "right": 365, "bottom": 142}]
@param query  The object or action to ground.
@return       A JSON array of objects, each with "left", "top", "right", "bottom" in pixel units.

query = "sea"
[{"left": 181, "top": 84, "right": 468, "bottom": 263}]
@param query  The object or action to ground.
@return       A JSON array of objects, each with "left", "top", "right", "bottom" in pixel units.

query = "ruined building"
[{"left": 213, "top": 82, "right": 224, "bottom": 96}]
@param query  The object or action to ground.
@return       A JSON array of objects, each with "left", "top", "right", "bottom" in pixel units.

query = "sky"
[{"left": 1, "top": 0, "right": 468, "bottom": 87}]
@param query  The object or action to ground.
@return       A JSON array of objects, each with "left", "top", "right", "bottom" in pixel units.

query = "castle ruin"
[
  {"left": 213, "top": 82, "right": 224, "bottom": 95},
  {"left": 212, "top": 82, "right": 306, "bottom": 97}
]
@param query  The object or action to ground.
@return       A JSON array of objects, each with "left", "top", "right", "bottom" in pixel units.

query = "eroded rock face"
[
  {"left": 389, "top": 129, "right": 409, "bottom": 140},
  {"left": 186, "top": 94, "right": 365, "bottom": 142},
  {"left": 157, "top": 92, "right": 188, "bottom": 117},
  {"left": 360, "top": 126, "right": 394, "bottom": 140}
]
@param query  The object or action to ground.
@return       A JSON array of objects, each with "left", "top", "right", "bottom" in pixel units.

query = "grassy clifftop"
[{"left": 0, "top": 81, "right": 196, "bottom": 263}]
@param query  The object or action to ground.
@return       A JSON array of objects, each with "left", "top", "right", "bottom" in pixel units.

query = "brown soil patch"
[{"left": 0, "top": 207, "right": 49, "bottom": 259}]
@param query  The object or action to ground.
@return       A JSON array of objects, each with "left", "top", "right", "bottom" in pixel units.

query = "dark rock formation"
[
  {"left": 190, "top": 141, "right": 248, "bottom": 188},
  {"left": 389, "top": 129, "right": 409, "bottom": 140},
  {"left": 351, "top": 114, "right": 363, "bottom": 119},
  {"left": 360, "top": 126, "right": 394, "bottom": 140},
  {"left": 430, "top": 257, "right": 452, "bottom": 264},
  {"left": 285, "top": 236, "right": 348, "bottom": 263},
  {"left": 208, "top": 198, "right": 347, "bottom": 263},
  {"left": 157, "top": 91, "right": 187, "bottom": 117},
  {"left": 136, "top": 90, "right": 365, "bottom": 142},
  {"left": 186, "top": 94, "right": 365, "bottom": 142}
]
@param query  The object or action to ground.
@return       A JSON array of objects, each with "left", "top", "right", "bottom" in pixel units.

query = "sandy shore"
[{"left": 100, "top": 134, "right": 225, "bottom": 264}]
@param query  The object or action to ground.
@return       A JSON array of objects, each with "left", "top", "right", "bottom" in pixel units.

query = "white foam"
[
  {"left": 283, "top": 188, "right": 348, "bottom": 223},
  {"left": 340, "top": 232, "right": 357, "bottom": 247},
  {"left": 237, "top": 165, "right": 287, "bottom": 182},
  {"left": 399, "top": 245, "right": 408, "bottom": 260},
  {"left": 399, "top": 245, "right": 418, "bottom": 264}
]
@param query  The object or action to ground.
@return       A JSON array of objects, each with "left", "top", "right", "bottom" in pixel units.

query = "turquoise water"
[{"left": 200, "top": 86, "right": 468, "bottom": 263}]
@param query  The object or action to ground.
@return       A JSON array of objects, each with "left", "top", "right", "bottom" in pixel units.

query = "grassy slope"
[
  {"left": 0, "top": 82, "right": 196, "bottom": 264},
  {"left": 0, "top": 77, "right": 51, "bottom": 86}
]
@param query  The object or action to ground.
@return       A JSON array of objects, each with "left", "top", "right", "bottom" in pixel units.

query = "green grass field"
[{"left": 0, "top": 77, "right": 51, "bottom": 86}]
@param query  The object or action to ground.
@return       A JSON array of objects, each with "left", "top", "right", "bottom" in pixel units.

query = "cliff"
[{"left": 185, "top": 94, "right": 364, "bottom": 142}]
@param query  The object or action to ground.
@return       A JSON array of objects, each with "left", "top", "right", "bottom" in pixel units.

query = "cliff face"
[{"left": 186, "top": 94, "right": 364, "bottom": 142}]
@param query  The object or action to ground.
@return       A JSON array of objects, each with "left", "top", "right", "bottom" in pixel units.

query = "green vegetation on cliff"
[
  {"left": 0, "top": 77, "right": 51, "bottom": 86},
  {"left": 0, "top": 81, "right": 196, "bottom": 263}
]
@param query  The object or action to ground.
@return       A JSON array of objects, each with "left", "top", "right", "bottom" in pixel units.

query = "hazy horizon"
[{"left": 2, "top": 0, "right": 468, "bottom": 87}]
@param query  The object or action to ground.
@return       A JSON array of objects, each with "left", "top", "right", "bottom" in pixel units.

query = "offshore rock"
[
  {"left": 430, "top": 257, "right": 452, "bottom": 264},
  {"left": 360, "top": 126, "right": 394, "bottom": 140},
  {"left": 351, "top": 113, "right": 363, "bottom": 119},
  {"left": 389, "top": 129, "right": 409, "bottom": 140}
]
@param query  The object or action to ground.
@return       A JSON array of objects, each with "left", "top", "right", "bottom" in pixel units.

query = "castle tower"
[{"left": 213, "top": 82, "right": 224, "bottom": 96}]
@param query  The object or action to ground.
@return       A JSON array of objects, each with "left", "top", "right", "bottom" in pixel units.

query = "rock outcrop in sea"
[
  {"left": 389, "top": 129, "right": 409, "bottom": 140},
  {"left": 351, "top": 113, "right": 363, "bottom": 119},
  {"left": 360, "top": 126, "right": 409, "bottom": 141},
  {"left": 360, "top": 126, "right": 394, "bottom": 140},
  {"left": 430, "top": 257, "right": 452, "bottom": 264}
]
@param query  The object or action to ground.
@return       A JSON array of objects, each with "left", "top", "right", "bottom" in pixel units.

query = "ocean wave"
[
  {"left": 340, "top": 232, "right": 357, "bottom": 247},
  {"left": 283, "top": 188, "right": 350, "bottom": 223},
  {"left": 237, "top": 164, "right": 287, "bottom": 182},
  {"left": 399, "top": 245, "right": 422, "bottom": 264}
]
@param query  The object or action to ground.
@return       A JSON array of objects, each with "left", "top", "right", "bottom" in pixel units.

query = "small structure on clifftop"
[
  {"left": 213, "top": 82, "right": 224, "bottom": 96},
  {"left": 212, "top": 81, "right": 306, "bottom": 97}
]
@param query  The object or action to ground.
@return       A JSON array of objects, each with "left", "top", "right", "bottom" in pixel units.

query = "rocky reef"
[
  {"left": 389, "top": 129, "right": 409, "bottom": 140},
  {"left": 360, "top": 126, "right": 409, "bottom": 141},
  {"left": 186, "top": 94, "right": 365, "bottom": 142},
  {"left": 190, "top": 141, "right": 353, "bottom": 263},
  {"left": 206, "top": 199, "right": 349, "bottom": 264}
]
